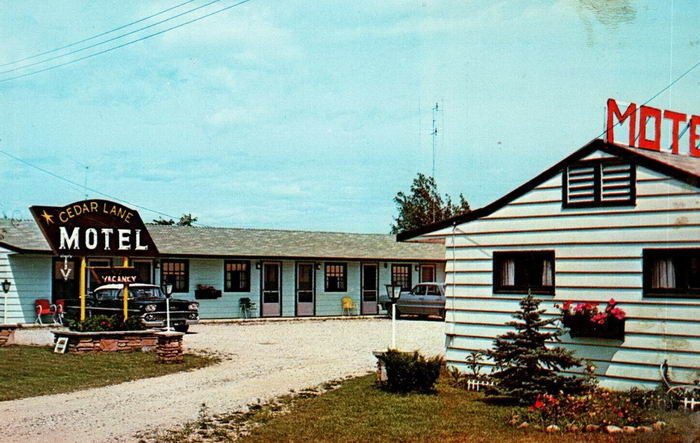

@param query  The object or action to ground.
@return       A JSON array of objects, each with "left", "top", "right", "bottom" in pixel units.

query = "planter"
[
  {"left": 194, "top": 288, "right": 222, "bottom": 300},
  {"left": 52, "top": 330, "right": 159, "bottom": 353},
  {"left": 563, "top": 314, "right": 625, "bottom": 340}
]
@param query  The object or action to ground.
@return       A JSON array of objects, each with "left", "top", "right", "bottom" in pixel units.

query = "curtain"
[
  {"left": 651, "top": 258, "right": 675, "bottom": 288},
  {"left": 500, "top": 259, "right": 515, "bottom": 286},
  {"left": 542, "top": 259, "right": 553, "bottom": 286}
]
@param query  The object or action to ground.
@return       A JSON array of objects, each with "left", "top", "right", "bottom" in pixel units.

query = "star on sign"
[{"left": 41, "top": 210, "right": 54, "bottom": 225}]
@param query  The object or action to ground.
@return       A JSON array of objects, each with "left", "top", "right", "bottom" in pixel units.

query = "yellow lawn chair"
[{"left": 341, "top": 297, "right": 357, "bottom": 316}]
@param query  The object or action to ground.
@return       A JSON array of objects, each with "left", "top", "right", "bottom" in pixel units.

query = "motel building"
[
  {"left": 398, "top": 133, "right": 700, "bottom": 390},
  {"left": 0, "top": 221, "right": 445, "bottom": 323}
]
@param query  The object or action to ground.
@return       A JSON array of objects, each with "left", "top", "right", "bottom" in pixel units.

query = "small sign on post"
[{"left": 54, "top": 337, "right": 68, "bottom": 354}]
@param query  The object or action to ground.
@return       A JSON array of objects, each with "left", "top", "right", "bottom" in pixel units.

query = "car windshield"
[
  {"left": 425, "top": 285, "right": 441, "bottom": 296},
  {"left": 94, "top": 287, "right": 164, "bottom": 300}
]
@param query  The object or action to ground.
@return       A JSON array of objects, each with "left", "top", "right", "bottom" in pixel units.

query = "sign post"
[
  {"left": 79, "top": 257, "right": 86, "bottom": 321},
  {"left": 122, "top": 257, "right": 129, "bottom": 320},
  {"left": 29, "top": 199, "right": 159, "bottom": 323}
]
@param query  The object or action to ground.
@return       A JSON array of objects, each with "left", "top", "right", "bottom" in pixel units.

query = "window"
[
  {"left": 392, "top": 264, "right": 412, "bottom": 291},
  {"left": 133, "top": 260, "right": 153, "bottom": 284},
  {"left": 493, "top": 251, "right": 554, "bottom": 294},
  {"left": 224, "top": 260, "right": 250, "bottom": 292},
  {"left": 644, "top": 249, "right": 700, "bottom": 297},
  {"left": 325, "top": 263, "right": 347, "bottom": 292},
  {"left": 420, "top": 264, "right": 436, "bottom": 282},
  {"left": 563, "top": 159, "right": 635, "bottom": 208},
  {"left": 161, "top": 259, "right": 189, "bottom": 293}
]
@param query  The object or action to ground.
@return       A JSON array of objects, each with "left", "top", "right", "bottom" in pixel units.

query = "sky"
[{"left": 0, "top": 0, "right": 698, "bottom": 233}]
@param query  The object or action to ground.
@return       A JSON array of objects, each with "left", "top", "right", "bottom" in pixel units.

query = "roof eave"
[{"left": 397, "top": 139, "right": 604, "bottom": 241}]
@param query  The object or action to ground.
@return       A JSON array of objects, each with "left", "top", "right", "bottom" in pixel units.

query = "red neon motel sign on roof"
[{"left": 606, "top": 98, "right": 700, "bottom": 157}]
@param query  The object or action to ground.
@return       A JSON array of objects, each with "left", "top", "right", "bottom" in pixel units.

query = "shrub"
[
  {"left": 376, "top": 349, "right": 443, "bottom": 393},
  {"left": 486, "top": 293, "right": 593, "bottom": 404},
  {"left": 67, "top": 314, "right": 146, "bottom": 332}
]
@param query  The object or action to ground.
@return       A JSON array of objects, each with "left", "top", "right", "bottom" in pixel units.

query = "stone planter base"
[
  {"left": 156, "top": 331, "right": 184, "bottom": 364},
  {"left": 52, "top": 330, "right": 158, "bottom": 353},
  {"left": 0, "top": 324, "right": 18, "bottom": 346}
]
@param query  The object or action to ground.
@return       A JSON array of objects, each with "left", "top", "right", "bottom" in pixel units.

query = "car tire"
[{"left": 174, "top": 325, "right": 189, "bottom": 333}]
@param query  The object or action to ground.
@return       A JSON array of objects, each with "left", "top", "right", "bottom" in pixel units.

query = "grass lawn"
[
  {"left": 237, "top": 375, "right": 698, "bottom": 442},
  {"left": 0, "top": 346, "right": 215, "bottom": 401}
]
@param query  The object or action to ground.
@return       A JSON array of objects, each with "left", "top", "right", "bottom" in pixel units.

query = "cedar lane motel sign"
[{"left": 30, "top": 199, "right": 159, "bottom": 321}]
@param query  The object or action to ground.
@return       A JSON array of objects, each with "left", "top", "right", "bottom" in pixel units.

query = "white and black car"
[{"left": 64, "top": 283, "right": 199, "bottom": 333}]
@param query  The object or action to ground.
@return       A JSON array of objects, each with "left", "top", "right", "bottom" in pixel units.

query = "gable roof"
[
  {"left": 397, "top": 138, "right": 700, "bottom": 241},
  {"left": 0, "top": 220, "right": 444, "bottom": 261}
]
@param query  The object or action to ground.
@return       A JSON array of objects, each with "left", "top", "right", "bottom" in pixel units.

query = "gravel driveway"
[{"left": 1, "top": 318, "right": 444, "bottom": 442}]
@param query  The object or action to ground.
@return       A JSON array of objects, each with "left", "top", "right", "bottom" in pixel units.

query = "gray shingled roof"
[{"left": 0, "top": 219, "right": 444, "bottom": 260}]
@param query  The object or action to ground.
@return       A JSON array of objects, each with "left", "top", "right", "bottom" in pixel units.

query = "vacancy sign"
[
  {"left": 607, "top": 98, "right": 700, "bottom": 157},
  {"left": 30, "top": 199, "right": 159, "bottom": 257}
]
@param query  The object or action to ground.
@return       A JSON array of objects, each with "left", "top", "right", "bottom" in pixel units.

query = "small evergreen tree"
[{"left": 486, "top": 293, "right": 589, "bottom": 404}]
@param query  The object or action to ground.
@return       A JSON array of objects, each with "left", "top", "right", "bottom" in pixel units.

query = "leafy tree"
[
  {"left": 486, "top": 293, "right": 590, "bottom": 404},
  {"left": 178, "top": 213, "right": 198, "bottom": 226},
  {"left": 152, "top": 213, "right": 198, "bottom": 226},
  {"left": 390, "top": 173, "right": 470, "bottom": 234}
]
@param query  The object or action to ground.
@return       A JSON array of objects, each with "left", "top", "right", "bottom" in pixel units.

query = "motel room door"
[
  {"left": 261, "top": 262, "right": 282, "bottom": 317},
  {"left": 296, "top": 262, "right": 315, "bottom": 316},
  {"left": 361, "top": 263, "right": 378, "bottom": 315}
]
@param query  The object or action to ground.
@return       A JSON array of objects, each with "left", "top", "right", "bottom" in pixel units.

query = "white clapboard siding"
[
  {"left": 0, "top": 248, "right": 52, "bottom": 323},
  {"left": 443, "top": 153, "right": 700, "bottom": 389}
]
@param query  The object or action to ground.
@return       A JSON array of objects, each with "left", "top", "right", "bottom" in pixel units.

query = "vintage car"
[
  {"left": 378, "top": 282, "right": 446, "bottom": 320},
  {"left": 64, "top": 283, "right": 199, "bottom": 333}
]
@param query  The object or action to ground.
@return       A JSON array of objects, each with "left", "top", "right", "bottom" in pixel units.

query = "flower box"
[
  {"left": 562, "top": 313, "right": 625, "bottom": 340},
  {"left": 558, "top": 299, "right": 626, "bottom": 340},
  {"left": 194, "top": 286, "right": 222, "bottom": 300}
]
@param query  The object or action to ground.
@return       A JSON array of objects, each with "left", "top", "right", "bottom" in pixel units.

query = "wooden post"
[
  {"left": 79, "top": 257, "right": 86, "bottom": 321},
  {"left": 122, "top": 257, "right": 129, "bottom": 320}
]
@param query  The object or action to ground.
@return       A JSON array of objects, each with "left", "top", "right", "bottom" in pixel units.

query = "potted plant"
[{"left": 559, "top": 299, "right": 626, "bottom": 340}]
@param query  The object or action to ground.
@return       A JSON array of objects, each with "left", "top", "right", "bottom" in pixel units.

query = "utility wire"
[
  {"left": 0, "top": 0, "right": 254, "bottom": 84},
  {"left": 0, "top": 0, "right": 196, "bottom": 68},
  {"left": 0, "top": 0, "right": 227, "bottom": 76},
  {"left": 0, "top": 149, "right": 198, "bottom": 224}
]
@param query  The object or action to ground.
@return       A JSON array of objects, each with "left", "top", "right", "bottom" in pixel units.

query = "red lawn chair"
[
  {"left": 34, "top": 299, "right": 53, "bottom": 325},
  {"left": 52, "top": 299, "right": 65, "bottom": 325}
]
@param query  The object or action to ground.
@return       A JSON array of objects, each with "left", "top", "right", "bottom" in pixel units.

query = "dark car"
[{"left": 64, "top": 283, "right": 199, "bottom": 333}]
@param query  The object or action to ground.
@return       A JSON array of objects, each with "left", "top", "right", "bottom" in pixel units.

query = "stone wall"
[{"left": 53, "top": 330, "right": 158, "bottom": 353}]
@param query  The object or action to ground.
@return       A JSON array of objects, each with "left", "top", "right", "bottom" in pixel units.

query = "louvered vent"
[
  {"left": 564, "top": 160, "right": 635, "bottom": 207},
  {"left": 601, "top": 162, "right": 633, "bottom": 202},
  {"left": 566, "top": 164, "right": 597, "bottom": 205}
]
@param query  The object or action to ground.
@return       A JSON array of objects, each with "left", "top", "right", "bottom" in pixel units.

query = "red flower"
[
  {"left": 562, "top": 300, "right": 572, "bottom": 311},
  {"left": 609, "top": 307, "right": 626, "bottom": 320},
  {"left": 618, "top": 411, "right": 623, "bottom": 417},
  {"left": 591, "top": 313, "right": 607, "bottom": 325}
]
